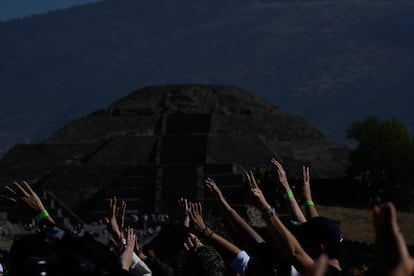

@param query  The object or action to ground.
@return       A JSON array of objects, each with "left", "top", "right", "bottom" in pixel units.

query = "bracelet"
[
  {"left": 203, "top": 227, "right": 213, "bottom": 237},
  {"left": 261, "top": 207, "right": 276, "bottom": 220},
  {"left": 201, "top": 225, "right": 208, "bottom": 233},
  {"left": 35, "top": 210, "right": 49, "bottom": 223},
  {"left": 305, "top": 200, "right": 315, "bottom": 206},
  {"left": 283, "top": 191, "right": 294, "bottom": 199}
]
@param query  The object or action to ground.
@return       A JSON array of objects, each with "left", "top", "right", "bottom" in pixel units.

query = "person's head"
[
  {"left": 298, "top": 217, "right": 343, "bottom": 260},
  {"left": 179, "top": 245, "right": 225, "bottom": 276}
]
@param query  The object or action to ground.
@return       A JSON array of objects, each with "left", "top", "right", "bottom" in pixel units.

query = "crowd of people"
[{"left": 0, "top": 158, "right": 413, "bottom": 275}]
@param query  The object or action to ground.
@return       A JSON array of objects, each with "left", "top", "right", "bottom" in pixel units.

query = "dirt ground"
[{"left": 317, "top": 205, "right": 414, "bottom": 245}]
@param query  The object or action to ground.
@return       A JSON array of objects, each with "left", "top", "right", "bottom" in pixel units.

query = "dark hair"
[{"left": 184, "top": 245, "right": 225, "bottom": 276}]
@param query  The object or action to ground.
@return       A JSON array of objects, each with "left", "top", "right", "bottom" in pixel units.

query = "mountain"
[
  {"left": 1, "top": 0, "right": 414, "bottom": 155},
  {"left": 0, "top": 0, "right": 102, "bottom": 22}
]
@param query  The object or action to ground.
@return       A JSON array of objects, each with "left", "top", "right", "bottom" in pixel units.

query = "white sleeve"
[
  {"left": 291, "top": 265, "right": 301, "bottom": 276},
  {"left": 230, "top": 250, "right": 250, "bottom": 276},
  {"left": 130, "top": 252, "right": 152, "bottom": 276}
]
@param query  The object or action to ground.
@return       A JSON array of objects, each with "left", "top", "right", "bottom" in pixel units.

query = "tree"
[{"left": 347, "top": 116, "right": 414, "bottom": 210}]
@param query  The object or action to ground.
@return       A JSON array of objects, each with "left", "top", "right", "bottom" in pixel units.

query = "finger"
[
  {"left": 303, "top": 165, "right": 306, "bottom": 180},
  {"left": 244, "top": 171, "right": 252, "bottom": 189},
  {"left": 186, "top": 235, "right": 195, "bottom": 248},
  {"left": 111, "top": 198, "right": 117, "bottom": 215},
  {"left": 4, "top": 185, "right": 17, "bottom": 194},
  {"left": 22, "top": 181, "right": 35, "bottom": 195},
  {"left": 1, "top": 195, "right": 17, "bottom": 203},
  {"left": 189, "top": 209, "right": 196, "bottom": 221},
  {"left": 128, "top": 228, "right": 135, "bottom": 244},
  {"left": 189, "top": 203, "right": 196, "bottom": 219},
  {"left": 249, "top": 171, "right": 258, "bottom": 189},
  {"left": 204, "top": 179, "right": 212, "bottom": 189},
  {"left": 271, "top": 159, "right": 283, "bottom": 171},
  {"left": 126, "top": 227, "right": 131, "bottom": 241},
  {"left": 184, "top": 242, "right": 190, "bottom": 251},
  {"left": 189, "top": 233, "right": 202, "bottom": 247},
  {"left": 196, "top": 202, "right": 202, "bottom": 215},
  {"left": 120, "top": 201, "right": 126, "bottom": 219},
  {"left": 193, "top": 203, "right": 200, "bottom": 217},
  {"left": 12, "top": 182, "right": 30, "bottom": 197},
  {"left": 243, "top": 170, "right": 252, "bottom": 186},
  {"left": 103, "top": 217, "right": 110, "bottom": 225},
  {"left": 207, "top": 178, "right": 216, "bottom": 186}
]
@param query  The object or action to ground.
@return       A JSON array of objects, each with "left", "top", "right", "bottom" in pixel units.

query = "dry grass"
[
  {"left": 317, "top": 205, "right": 414, "bottom": 245},
  {"left": 247, "top": 204, "right": 414, "bottom": 245}
]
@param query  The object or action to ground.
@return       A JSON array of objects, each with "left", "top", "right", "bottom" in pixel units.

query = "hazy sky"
[{"left": 0, "top": 0, "right": 102, "bottom": 21}]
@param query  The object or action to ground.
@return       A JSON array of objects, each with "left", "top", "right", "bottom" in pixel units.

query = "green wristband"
[
  {"left": 35, "top": 210, "right": 49, "bottom": 223},
  {"left": 305, "top": 200, "right": 315, "bottom": 206},
  {"left": 283, "top": 191, "right": 294, "bottom": 199}
]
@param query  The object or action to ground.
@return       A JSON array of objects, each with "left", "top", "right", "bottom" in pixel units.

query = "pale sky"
[{"left": 0, "top": 0, "right": 102, "bottom": 21}]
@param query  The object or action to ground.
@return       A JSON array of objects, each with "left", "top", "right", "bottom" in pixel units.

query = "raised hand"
[
  {"left": 178, "top": 197, "right": 191, "bottom": 227},
  {"left": 271, "top": 158, "right": 289, "bottom": 188},
  {"left": 104, "top": 196, "right": 126, "bottom": 240},
  {"left": 184, "top": 233, "right": 203, "bottom": 250},
  {"left": 204, "top": 177, "right": 233, "bottom": 211},
  {"left": 302, "top": 166, "right": 311, "bottom": 198},
  {"left": 206, "top": 176, "right": 266, "bottom": 245},
  {"left": 189, "top": 202, "right": 207, "bottom": 233},
  {"left": 373, "top": 202, "right": 414, "bottom": 276},
  {"left": 3, "top": 181, "right": 46, "bottom": 215},
  {"left": 120, "top": 227, "right": 136, "bottom": 271},
  {"left": 3, "top": 181, "right": 54, "bottom": 224},
  {"left": 204, "top": 178, "right": 224, "bottom": 200},
  {"left": 245, "top": 170, "right": 271, "bottom": 211},
  {"left": 271, "top": 159, "right": 307, "bottom": 223},
  {"left": 302, "top": 165, "right": 318, "bottom": 218}
]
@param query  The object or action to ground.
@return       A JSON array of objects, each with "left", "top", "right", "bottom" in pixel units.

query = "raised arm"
[
  {"left": 302, "top": 166, "right": 319, "bottom": 218},
  {"left": 188, "top": 202, "right": 243, "bottom": 262},
  {"left": 120, "top": 227, "right": 136, "bottom": 271},
  {"left": 205, "top": 177, "right": 264, "bottom": 244},
  {"left": 3, "top": 181, "right": 55, "bottom": 224},
  {"left": 103, "top": 196, "right": 126, "bottom": 242},
  {"left": 372, "top": 202, "right": 414, "bottom": 276},
  {"left": 247, "top": 170, "right": 314, "bottom": 274},
  {"left": 271, "top": 158, "right": 306, "bottom": 223}
]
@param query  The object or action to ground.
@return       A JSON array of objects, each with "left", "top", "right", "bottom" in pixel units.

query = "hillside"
[{"left": 1, "top": 0, "right": 414, "bottom": 155}]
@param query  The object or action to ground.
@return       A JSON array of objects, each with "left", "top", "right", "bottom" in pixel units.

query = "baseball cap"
[{"left": 298, "top": 216, "right": 343, "bottom": 258}]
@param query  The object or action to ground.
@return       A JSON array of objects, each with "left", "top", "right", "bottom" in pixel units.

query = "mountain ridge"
[{"left": 1, "top": 0, "right": 413, "bottom": 155}]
